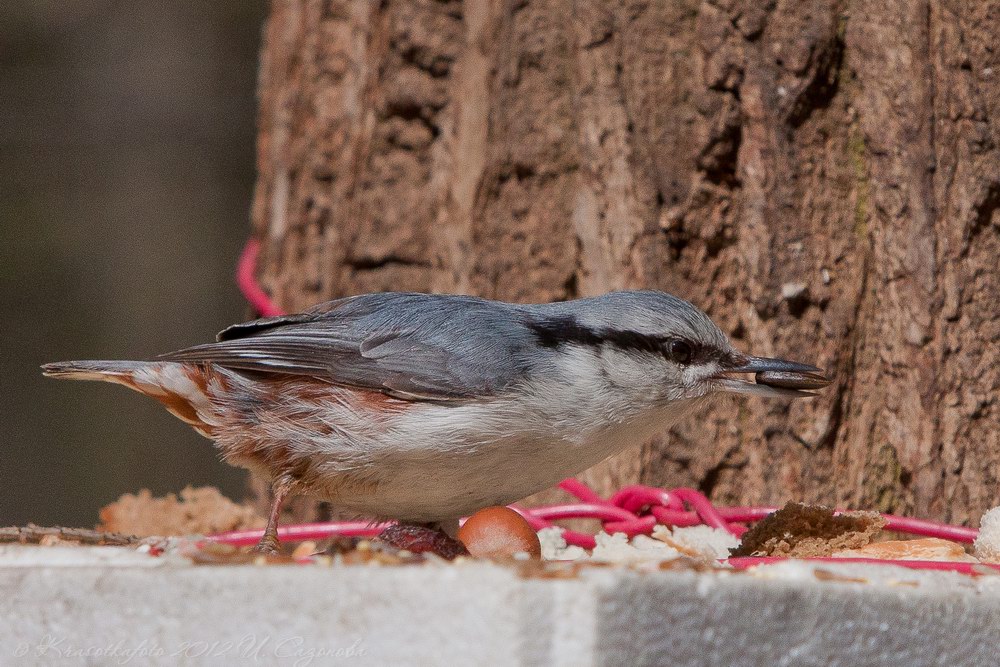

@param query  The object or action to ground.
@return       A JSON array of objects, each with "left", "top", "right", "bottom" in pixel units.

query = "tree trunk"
[{"left": 250, "top": 0, "right": 1000, "bottom": 525}]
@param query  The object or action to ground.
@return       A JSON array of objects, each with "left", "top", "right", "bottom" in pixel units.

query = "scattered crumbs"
[
  {"left": 516, "top": 559, "right": 585, "bottom": 580},
  {"left": 974, "top": 506, "right": 1000, "bottom": 563},
  {"left": 813, "top": 568, "right": 868, "bottom": 584},
  {"left": 538, "top": 527, "right": 588, "bottom": 561},
  {"left": 0, "top": 525, "right": 140, "bottom": 547},
  {"left": 591, "top": 532, "right": 684, "bottom": 563},
  {"left": 657, "top": 557, "right": 715, "bottom": 573},
  {"left": 291, "top": 541, "right": 318, "bottom": 560},
  {"left": 653, "top": 524, "right": 740, "bottom": 562}
]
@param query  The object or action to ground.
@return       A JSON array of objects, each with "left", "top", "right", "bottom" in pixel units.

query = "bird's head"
[{"left": 532, "top": 290, "right": 830, "bottom": 407}]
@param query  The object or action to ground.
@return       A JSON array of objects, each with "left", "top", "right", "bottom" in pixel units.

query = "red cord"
[
  {"left": 237, "top": 239, "right": 283, "bottom": 317},
  {"left": 213, "top": 521, "right": 388, "bottom": 548},
  {"left": 222, "top": 238, "right": 986, "bottom": 572}
]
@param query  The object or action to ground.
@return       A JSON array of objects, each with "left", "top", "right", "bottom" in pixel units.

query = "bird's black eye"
[{"left": 667, "top": 339, "right": 693, "bottom": 364}]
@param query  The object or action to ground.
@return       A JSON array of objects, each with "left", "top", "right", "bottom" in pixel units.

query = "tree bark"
[{"left": 251, "top": 0, "right": 1000, "bottom": 524}]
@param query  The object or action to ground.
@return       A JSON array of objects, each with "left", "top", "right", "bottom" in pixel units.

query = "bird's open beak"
[{"left": 711, "top": 355, "right": 831, "bottom": 398}]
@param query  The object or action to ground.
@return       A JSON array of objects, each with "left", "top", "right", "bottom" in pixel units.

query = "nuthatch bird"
[{"left": 44, "top": 291, "right": 830, "bottom": 553}]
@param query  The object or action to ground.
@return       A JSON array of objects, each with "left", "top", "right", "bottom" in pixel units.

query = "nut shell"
[
  {"left": 457, "top": 506, "right": 541, "bottom": 559},
  {"left": 755, "top": 369, "right": 830, "bottom": 390}
]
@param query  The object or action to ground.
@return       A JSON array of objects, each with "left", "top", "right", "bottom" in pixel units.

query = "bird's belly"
[
  {"left": 335, "top": 436, "right": 594, "bottom": 521},
  {"left": 218, "top": 387, "right": 690, "bottom": 522},
  {"left": 322, "top": 403, "right": 676, "bottom": 521}
]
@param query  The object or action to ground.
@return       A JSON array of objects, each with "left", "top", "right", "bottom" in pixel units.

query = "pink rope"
[
  {"left": 557, "top": 478, "right": 609, "bottom": 505},
  {"left": 880, "top": 514, "right": 979, "bottom": 543},
  {"left": 211, "top": 521, "right": 388, "bottom": 548},
  {"left": 237, "top": 238, "right": 283, "bottom": 317},
  {"left": 508, "top": 503, "right": 597, "bottom": 548},
  {"left": 609, "top": 485, "right": 682, "bottom": 513},
  {"left": 219, "top": 238, "right": 986, "bottom": 571}
]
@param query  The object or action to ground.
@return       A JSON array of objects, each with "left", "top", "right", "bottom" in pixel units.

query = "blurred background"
[{"left": 1, "top": 2, "right": 267, "bottom": 526}]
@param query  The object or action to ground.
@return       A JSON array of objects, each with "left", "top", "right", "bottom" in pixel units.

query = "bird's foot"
[
  {"left": 249, "top": 533, "right": 281, "bottom": 556},
  {"left": 376, "top": 523, "right": 468, "bottom": 560}
]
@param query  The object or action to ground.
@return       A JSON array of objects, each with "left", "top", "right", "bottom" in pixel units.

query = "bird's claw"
[{"left": 250, "top": 534, "right": 281, "bottom": 556}]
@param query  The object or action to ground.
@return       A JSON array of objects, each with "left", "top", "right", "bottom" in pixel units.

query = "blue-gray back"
[{"left": 161, "top": 291, "right": 725, "bottom": 401}]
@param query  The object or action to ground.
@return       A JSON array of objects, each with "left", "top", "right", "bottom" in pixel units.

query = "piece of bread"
[
  {"left": 99, "top": 486, "right": 264, "bottom": 537},
  {"left": 731, "top": 502, "right": 885, "bottom": 558},
  {"left": 834, "top": 537, "right": 976, "bottom": 562}
]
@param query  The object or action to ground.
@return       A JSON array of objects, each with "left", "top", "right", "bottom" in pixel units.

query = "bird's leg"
[{"left": 251, "top": 477, "right": 292, "bottom": 555}]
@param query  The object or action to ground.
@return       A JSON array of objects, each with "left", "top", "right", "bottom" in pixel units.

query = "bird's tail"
[
  {"left": 42, "top": 360, "right": 219, "bottom": 437},
  {"left": 42, "top": 360, "right": 149, "bottom": 383}
]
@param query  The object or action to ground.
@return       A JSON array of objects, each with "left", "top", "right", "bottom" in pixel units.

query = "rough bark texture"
[{"left": 251, "top": 0, "right": 1000, "bottom": 524}]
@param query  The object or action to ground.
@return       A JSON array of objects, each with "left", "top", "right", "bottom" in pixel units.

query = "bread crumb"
[
  {"left": 99, "top": 486, "right": 264, "bottom": 537},
  {"left": 813, "top": 568, "right": 867, "bottom": 584},
  {"left": 591, "top": 531, "right": 683, "bottom": 563},
  {"left": 538, "top": 527, "right": 588, "bottom": 561},
  {"left": 834, "top": 537, "right": 976, "bottom": 562},
  {"left": 974, "top": 507, "right": 1000, "bottom": 562},
  {"left": 653, "top": 524, "right": 741, "bottom": 562},
  {"left": 291, "top": 541, "right": 318, "bottom": 560},
  {"left": 731, "top": 502, "right": 885, "bottom": 558}
]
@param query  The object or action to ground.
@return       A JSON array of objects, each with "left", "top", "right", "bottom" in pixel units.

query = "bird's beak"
[{"left": 711, "top": 355, "right": 832, "bottom": 398}]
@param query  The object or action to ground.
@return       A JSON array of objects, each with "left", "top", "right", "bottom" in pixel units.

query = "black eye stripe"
[
  {"left": 528, "top": 317, "right": 662, "bottom": 353},
  {"left": 527, "top": 317, "right": 710, "bottom": 363}
]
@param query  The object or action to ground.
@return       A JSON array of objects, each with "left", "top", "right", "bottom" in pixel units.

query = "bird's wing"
[{"left": 160, "top": 293, "right": 534, "bottom": 401}]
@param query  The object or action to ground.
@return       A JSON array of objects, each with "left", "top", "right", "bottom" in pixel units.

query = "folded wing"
[{"left": 160, "top": 293, "right": 532, "bottom": 401}]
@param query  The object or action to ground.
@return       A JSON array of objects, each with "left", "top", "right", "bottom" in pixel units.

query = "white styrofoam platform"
[{"left": 2, "top": 545, "right": 1000, "bottom": 666}]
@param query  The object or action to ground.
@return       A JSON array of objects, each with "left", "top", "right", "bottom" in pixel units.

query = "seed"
[{"left": 755, "top": 370, "right": 830, "bottom": 390}]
